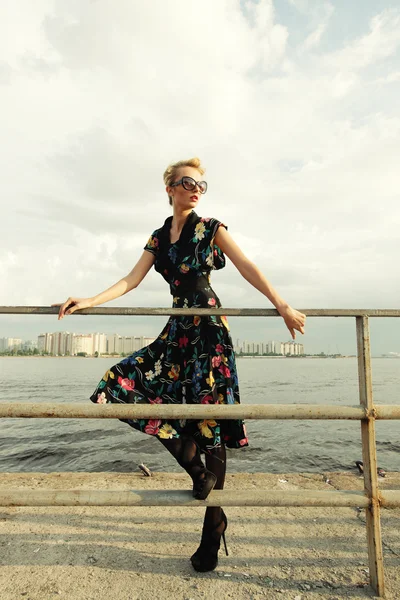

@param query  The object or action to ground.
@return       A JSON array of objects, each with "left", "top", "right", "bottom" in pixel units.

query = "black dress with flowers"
[{"left": 89, "top": 210, "right": 248, "bottom": 453}]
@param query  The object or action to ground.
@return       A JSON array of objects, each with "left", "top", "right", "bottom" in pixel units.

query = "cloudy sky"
[{"left": 1, "top": 0, "right": 399, "bottom": 355}]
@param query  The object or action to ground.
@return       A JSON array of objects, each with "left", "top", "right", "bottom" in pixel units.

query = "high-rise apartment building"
[
  {"left": 35, "top": 332, "right": 156, "bottom": 356},
  {"left": 93, "top": 333, "right": 107, "bottom": 355},
  {"left": 22, "top": 340, "right": 37, "bottom": 351},
  {"left": 106, "top": 334, "right": 123, "bottom": 354},
  {"left": 38, "top": 333, "right": 52, "bottom": 353},
  {"left": 72, "top": 334, "right": 94, "bottom": 355},
  {"left": 234, "top": 338, "right": 304, "bottom": 356},
  {"left": 122, "top": 336, "right": 156, "bottom": 354},
  {"left": 0, "top": 337, "right": 22, "bottom": 351}
]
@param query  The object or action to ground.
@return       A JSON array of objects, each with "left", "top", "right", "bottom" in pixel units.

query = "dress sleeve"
[
  {"left": 200, "top": 217, "right": 227, "bottom": 271},
  {"left": 143, "top": 229, "right": 160, "bottom": 257},
  {"left": 208, "top": 218, "right": 227, "bottom": 243}
]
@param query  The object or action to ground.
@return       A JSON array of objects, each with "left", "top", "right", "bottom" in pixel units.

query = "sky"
[{"left": 0, "top": 0, "right": 399, "bottom": 355}]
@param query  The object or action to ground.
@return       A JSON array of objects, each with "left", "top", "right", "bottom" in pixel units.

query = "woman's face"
[{"left": 167, "top": 166, "right": 206, "bottom": 211}]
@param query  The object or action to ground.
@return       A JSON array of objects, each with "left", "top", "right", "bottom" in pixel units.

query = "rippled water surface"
[{"left": 0, "top": 356, "right": 399, "bottom": 473}]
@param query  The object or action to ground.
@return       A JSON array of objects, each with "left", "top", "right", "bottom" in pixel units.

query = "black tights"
[{"left": 159, "top": 435, "right": 226, "bottom": 530}]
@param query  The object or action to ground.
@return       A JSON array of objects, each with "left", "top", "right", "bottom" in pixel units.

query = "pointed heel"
[
  {"left": 222, "top": 531, "right": 228, "bottom": 556},
  {"left": 190, "top": 510, "right": 228, "bottom": 572}
]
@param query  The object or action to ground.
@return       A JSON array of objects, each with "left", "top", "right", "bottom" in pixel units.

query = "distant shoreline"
[{"left": 1, "top": 354, "right": 395, "bottom": 359}]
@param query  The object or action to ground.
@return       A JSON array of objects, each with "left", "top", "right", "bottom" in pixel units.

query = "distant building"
[
  {"left": 72, "top": 334, "right": 93, "bottom": 355},
  {"left": 0, "top": 337, "right": 22, "bottom": 351},
  {"left": 234, "top": 338, "right": 305, "bottom": 356},
  {"left": 106, "top": 334, "right": 123, "bottom": 354},
  {"left": 106, "top": 334, "right": 155, "bottom": 355},
  {"left": 35, "top": 332, "right": 156, "bottom": 356},
  {"left": 121, "top": 336, "right": 155, "bottom": 354},
  {"left": 22, "top": 340, "right": 37, "bottom": 351},
  {"left": 38, "top": 333, "right": 52, "bottom": 353},
  {"left": 51, "top": 331, "right": 71, "bottom": 355},
  {"left": 282, "top": 341, "right": 305, "bottom": 355},
  {"left": 92, "top": 333, "right": 107, "bottom": 355}
]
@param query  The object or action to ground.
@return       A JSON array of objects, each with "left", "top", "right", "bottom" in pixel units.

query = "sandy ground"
[{"left": 0, "top": 471, "right": 399, "bottom": 600}]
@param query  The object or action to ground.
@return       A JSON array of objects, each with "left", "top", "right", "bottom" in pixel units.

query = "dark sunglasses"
[{"left": 170, "top": 176, "right": 208, "bottom": 194}]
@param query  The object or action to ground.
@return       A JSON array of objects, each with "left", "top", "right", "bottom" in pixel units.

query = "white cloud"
[
  {"left": 302, "top": 23, "right": 327, "bottom": 50},
  {"left": 291, "top": 0, "right": 335, "bottom": 51},
  {"left": 0, "top": 1, "right": 400, "bottom": 352},
  {"left": 375, "top": 71, "right": 400, "bottom": 84},
  {"left": 324, "top": 9, "right": 400, "bottom": 71}
]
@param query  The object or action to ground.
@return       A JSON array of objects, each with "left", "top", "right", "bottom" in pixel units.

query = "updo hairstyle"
[{"left": 163, "top": 157, "right": 205, "bottom": 206}]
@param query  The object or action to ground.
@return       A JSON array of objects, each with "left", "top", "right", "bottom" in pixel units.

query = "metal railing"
[{"left": 1, "top": 305, "right": 400, "bottom": 597}]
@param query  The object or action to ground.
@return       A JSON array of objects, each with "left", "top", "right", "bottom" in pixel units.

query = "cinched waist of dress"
[
  {"left": 169, "top": 273, "right": 210, "bottom": 296},
  {"left": 170, "top": 277, "right": 222, "bottom": 309},
  {"left": 171, "top": 293, "right": 222, "bottom": 310}
]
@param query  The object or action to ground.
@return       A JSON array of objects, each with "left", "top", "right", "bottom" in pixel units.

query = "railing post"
[{"left": 356, "top": 316, "right": 385, "bottom": 597}]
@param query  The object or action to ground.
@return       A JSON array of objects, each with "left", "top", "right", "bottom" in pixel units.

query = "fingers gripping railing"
[{"left": 1, "top": 306, "right": 400, "bottom": 597}]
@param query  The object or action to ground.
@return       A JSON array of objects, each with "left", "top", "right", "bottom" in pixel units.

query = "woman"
[{"left": 55, "top": 157, "right": 306, "bottom": 572}]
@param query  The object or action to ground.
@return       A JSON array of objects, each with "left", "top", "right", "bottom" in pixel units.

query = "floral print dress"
[{"left": 89, "top": 210, "right": 248, "bottom": 453}]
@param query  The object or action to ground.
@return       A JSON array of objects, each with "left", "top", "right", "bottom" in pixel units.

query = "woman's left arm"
[{"left": 214, "top": 226, "right": 306, "bottom": 340}]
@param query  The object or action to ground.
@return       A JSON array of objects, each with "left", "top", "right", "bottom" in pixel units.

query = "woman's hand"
[
  {"left": 52, "top": 297, "right": 93, "bottom": 320},
  {"left": 277, "top": 305, "right": 306, "bottom": 340}
]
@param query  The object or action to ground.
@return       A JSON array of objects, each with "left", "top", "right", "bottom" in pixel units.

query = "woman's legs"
[
  {"left": 190, "top": 442, "right": 228, "bottom": 571},
  {"left": 159, "top": 434, "right": 228, "bottom": 569},
  {"left": 203, "top": 442, "right": 226, "bottom": 527},
  {"left": 158, "top": 436, "right": 203, "bottom": 478},
  {"left": 158, "top": 435, "right": 217, "bottom": 499}
]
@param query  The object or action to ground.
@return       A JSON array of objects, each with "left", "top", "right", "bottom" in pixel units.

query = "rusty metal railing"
[{"left": 1, "top": 305, "right": 400, "bottom": 597}]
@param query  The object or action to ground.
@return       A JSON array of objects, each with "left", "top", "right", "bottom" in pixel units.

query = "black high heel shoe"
[
  {"left": 192, "top": 467, "right": 217, "bottom": 500},
  {"left": 190, "top": 509, "right": 228, "bottom": 572},
  {"left": 181, "top": 439, "right": 217, "bottom": 500}
]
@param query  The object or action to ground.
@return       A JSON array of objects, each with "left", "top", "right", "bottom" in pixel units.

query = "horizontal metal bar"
[
  {"left": 0, "top": 489, "right": 371, "bottom": 507},
  {"left": 0, "top": 403, "right": 371, "bottom": 420},
  {"left": 380, "top": 491, "right": 400, "bottom": 508},
  {"left": 374, "top": 406, "right": 400, "bottom": 419},
  {"left": 1, "top": 306, "right": 400, "bottom": 317}
]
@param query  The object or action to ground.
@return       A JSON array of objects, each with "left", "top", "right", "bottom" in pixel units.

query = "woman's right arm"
[{"left": 53, "top": 250, "right": 155, "bottom": 320}]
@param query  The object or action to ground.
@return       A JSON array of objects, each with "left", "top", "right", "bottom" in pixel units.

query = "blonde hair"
[{"left": 163, "top": 157, "right": 205, "bottom": 206}]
